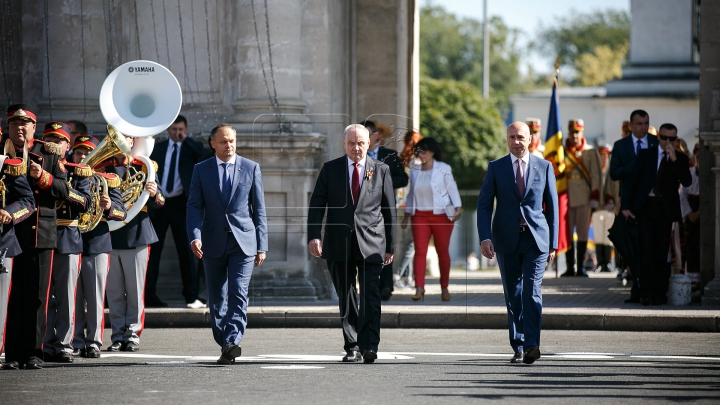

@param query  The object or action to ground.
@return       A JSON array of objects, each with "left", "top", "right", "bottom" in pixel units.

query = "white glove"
[
  {"left": 589, "top": 199, "right": 599, "bottom": 209},
  {"left": 605, "top": 203, "right": 614, "bottom": 212}
]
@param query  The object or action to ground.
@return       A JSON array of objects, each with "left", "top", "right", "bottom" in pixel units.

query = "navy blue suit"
[
  {"left": 477, "top": 153, "right": 558, "bottom": 352},
  {"left": 187, "top": 155, "right": 268, "bottom": 348}
]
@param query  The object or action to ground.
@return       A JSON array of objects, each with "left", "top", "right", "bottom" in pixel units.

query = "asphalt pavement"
[{"left": 2, "top": 328, "right": 719, "bottom": 404}]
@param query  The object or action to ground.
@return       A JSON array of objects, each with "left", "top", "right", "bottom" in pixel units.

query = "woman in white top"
[{"left": 401, "top": 138, "right": 462, "bottom": 301}]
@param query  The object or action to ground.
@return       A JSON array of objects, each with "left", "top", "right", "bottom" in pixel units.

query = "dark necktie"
[
  {"left": 351, "top": 162, "right": 360, "bottom": 208},
  {"left": 516, "top": 160, "right": 525, "bottom": 196},
  {"left": 221, "top": 162, "right": 232, "bottom": 205},
  {"left": 166, "top": 143, "right": 178, "bottom": 193},
  {"left": 654, "top": 152, "right": 667, "bottom": 196},
  {"left": 636, "top": 139, "right": 642, "bottom": 155}
]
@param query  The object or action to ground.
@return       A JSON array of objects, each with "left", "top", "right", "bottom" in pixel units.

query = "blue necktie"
[
  {"left": 636, "top": 139, "right": 641, "bottom": 155},
  {"left": 221, "top": 163, "right": 232, "bottom": 205},
  {"left": 166, "top": 143, "right": 178, "bottom": 193}
]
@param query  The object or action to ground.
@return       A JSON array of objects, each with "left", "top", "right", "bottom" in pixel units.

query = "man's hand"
[
  {"left": 688, "top": 211, "right": 700, "bottom": 223},
  {"left": 665, "top": 144, "right": 677, "bottom": 161},
  {"left": 191, "top": 239, "right": 203, "bottom": 259},
  {"left": 384, "top": 253, "right": 394, "bottom": 266},
  {"left": 548, "top": 249, "right": 556, "bottom": 263},
  {"left": 481, "top": 240, "right": 495, "bottom": 260},
  {"left": 308, "top": 239, "right": 322, "bottom": 258},
  {"left": 621, "top": 209, "right": 635, "bottom": 219},
  {"left": 145, "top": 181, "right": 157, "bottom": 197},
  {"left": 29, "top": 161, "right": 43, "bottom": 179},
  {"left": 401, "top": 215, "right": 410, "bottom": 230},
  {"left": 99, "top": 195, "right": 111, "bottom": 210},
  {"left": 254, "top": 252, "right": 266, "bottom": 267},
  {"left": 0, "top": 209, "right": 12, "bottom": 224}
]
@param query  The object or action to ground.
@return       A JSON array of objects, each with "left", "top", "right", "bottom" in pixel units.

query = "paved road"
[{"left": 2, "top": 328, "right": 719, "bottom": 404}]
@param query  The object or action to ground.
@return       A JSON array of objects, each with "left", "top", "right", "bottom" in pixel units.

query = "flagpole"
[{"left": 554, "top": 57, "right": 560, "bottom": 279}]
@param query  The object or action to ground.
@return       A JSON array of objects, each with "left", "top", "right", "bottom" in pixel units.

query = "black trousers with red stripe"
[{"left": 4, "top": 248, "right": 53, "bottom": 363}]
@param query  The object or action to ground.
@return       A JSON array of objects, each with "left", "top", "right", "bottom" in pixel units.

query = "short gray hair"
[{"left": 343, "top": 124, "right": 369, "bottom": 139}]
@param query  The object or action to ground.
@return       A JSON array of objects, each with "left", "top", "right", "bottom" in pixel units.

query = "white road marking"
[{"left": 261, "top": 365, "right": 326, "bottom": 369}]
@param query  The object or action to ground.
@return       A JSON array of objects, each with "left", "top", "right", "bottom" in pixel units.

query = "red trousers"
[{"left": 411, "top": 211, "right": 454, "bottom": 289}]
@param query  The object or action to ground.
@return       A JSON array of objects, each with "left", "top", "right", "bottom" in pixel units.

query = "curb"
[{"left": 120, "top": 308, "right": 720, "bottom": 332}]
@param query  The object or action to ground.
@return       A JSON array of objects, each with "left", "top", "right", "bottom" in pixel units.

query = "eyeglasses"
[
  {"left": 414, "top": 149, "right": 427, "bottom": 156},
  {"left": 658, "top": 135, "right": 678, "bottom": 141}
]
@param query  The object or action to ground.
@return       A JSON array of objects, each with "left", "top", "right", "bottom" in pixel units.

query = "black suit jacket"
[
  {"left": 621, "top": 148, "right": 692, "bottom": 222},
  {"left": 376, "top": 147, "right": 408, "bottom": 189},
  {"left": 150, "top": 137, "right": 207, "bottom": 196},
  {"left": 610, "top": 134, "right": 658, "bottom": 204},
  {"left": 307, "top": 156, "right": 396, "bottom": 262}
]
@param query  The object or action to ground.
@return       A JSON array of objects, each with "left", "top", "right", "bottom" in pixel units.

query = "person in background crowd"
[
  {"left": 72, "top": 136, "right": 126, "bottom": 359},
  {"left": 66, "top": 120, "right": 89, "bottom": 161},
  {"left": 147, "top": 115, "right": 207, "bottom": 309},
  {"left": 680, "top": 143, "right": 700, "bottom": 277},
  {"left": 674, "top": 138, "right": 690, "bottom": 158},
  {"left": 559, "top": 119, "right": 601, "bottom": 277},
  {"left": 395, "top": 131, "right": 424, "bottom": 289},
  {"left": 648, "top": 126, "right": 658, "bottom": 136},
  {"left": 361, "top": 120, "right": 408, "bottom": 301},
  {"left": 621, "top": 123, "right": 691, "bottom": 306},
  {"left": 591, "top": 144, "right": 614, "bottom": 272},
  {"left": 621, "top": 120, "right": 632, "bottom": 139},
  {"left": 526, "top": 118, "right": 544, "bottom": 158},
  {"left": 402, "top": 137, "right": 461, "bottom": 302}
]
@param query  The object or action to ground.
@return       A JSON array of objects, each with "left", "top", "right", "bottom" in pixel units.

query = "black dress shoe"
[
  {"left": 523, "top": 346, "right": 541, "bottom": 364},
  {"left": 640, "top": 297, "right": 651, "bottom": 306},
  {"left": 1, "top": 361, "right": 19, "bottom": 370},
  {"left": 651, "top": 297, "right": 667, "bottom": 306},
  {"left": 510, "top": 350, "right": 524, "bottom": 363},
  {"left": 42, "top": 352, "right": 56, "bottom": 362},
  {"left": 624, "top": 296, "right": 641, "bottom": 304},
  {"left": 362, "top": 350, "right": 377, "bottom": 364},
  {"left": 145, "top": 296, "right": 168, "bottom": 308},
  {"left": 576, "top": 269, "right": 589, "bottom": 277},
  {"left": 55, "top": 352, "right": 74, "bottom": 363},
  {"left": 25, "top": 356, "right": 44, "bottom": 370},
  {"left": 560, "top": 270, "right": 575, "bottom": 277},
  {"left": 107, "top": 341, "right": 124, "bottom": 352},
  {"left": 124, "top": 342, "right": 140, "bottom": 352},
  {"left": 86, "top": 347, "right": 101, "bottom": 358},
  {"left": 380, "top": 288, "right": 392, "bottom": 301},
  {"left": 217, "top": 344, "right": 242, "bottom": 365},
  {"left": 342, "top": 350, "right": 362, "bottom": 362}
]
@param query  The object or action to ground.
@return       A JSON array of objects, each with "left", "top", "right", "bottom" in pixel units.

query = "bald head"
[{"left": 507, "top": 121, "right": 530, "bottom": 159}]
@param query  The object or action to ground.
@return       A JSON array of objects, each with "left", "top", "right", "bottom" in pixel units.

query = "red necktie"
[
  {"left": 352, "top": 162, "right": 360, "bottom": 207},
  {"left": 516, "top": 160, "right": 525, "bottom": 196}
]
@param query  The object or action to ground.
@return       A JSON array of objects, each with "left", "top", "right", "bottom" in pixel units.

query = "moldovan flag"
[{"left": 543, "top": 74, "right": 569, "bottom": 253}]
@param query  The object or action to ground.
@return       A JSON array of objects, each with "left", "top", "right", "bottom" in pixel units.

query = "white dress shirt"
[
  {"left": 216, "top": 154, "right": 237, "bottom": 192},
  {"left": 161, "top": 139, "right": 184, "bottom": 198},
  {"left": 413, "top": 169, "right": 434, "bottom": 211},
  {"left": 633, "top": 134, "right": 648, "bottom": 155},
  {"left": 347, "top": 156, "right": 366, "bottom": 190}
]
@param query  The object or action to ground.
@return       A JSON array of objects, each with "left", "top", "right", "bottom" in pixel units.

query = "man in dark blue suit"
[
  {"left": 187, "top": 124, "right": 268, "bottom": 365},
  {"left": 477, "top": 122, "right": 558, "bottom": 365},
  {"left": 147, "top": 115, "right": 207, "bottom": 308},
  {"left": 610, "top": 109, "right": 657, "bottom": 302},
  {"left": 621, "top": 123, "right": 691, "bottom": 305}
]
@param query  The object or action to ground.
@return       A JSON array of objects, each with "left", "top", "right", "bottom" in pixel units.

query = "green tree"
[
  {"left": 420, "top": 4, "right": 523, "bottom": 111},
  {"left": 533, "top": 9, "right": 630, "bottom": 83},
  {"left": 574, "top": 42, "right": 628, "bottom": 86},
  {"left": 419, "top": 78, "right": 506, "bottom": 193}
]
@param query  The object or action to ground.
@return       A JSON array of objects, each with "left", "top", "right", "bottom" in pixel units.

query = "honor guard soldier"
[
  {"left": 559, "top": 119, "right": 601, "bottom": 277},
  {"left": 41, "top": 122, "right": 92, "bottom": 363},
  {"left": 97, "top": 134, "right": 164, "bottom": 352},
  {"left": 0, "top": 123, "right": 36, "bottom": 371},
  {"left": 72, "top": 135, "right": 127, "bottom": 358},
  {"left": 526, "top": 118, "right": 545, "bottom": 158},
  {"left": 4, "top": 104, "right": 70, "bottom": 370}
]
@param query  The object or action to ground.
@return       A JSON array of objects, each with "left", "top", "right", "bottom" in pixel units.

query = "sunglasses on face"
[{"left": 659, "top": 135, "right": 678, "bottom": 141}]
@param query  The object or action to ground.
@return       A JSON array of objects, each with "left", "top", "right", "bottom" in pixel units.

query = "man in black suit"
[
  {"left": 361, "top": 120, "right": 408, "bottom": 301},
  {"left": 308, "top": 124, "right": 396, "bottom": 363},
  {"left": 147, "top": 115, "right": 207, "bottom": 308},
  {"left": 621, "top": 123, "right": 691, "bottom": 305},
  {"left": 609, "top": 109, "right": 657, "bottom": 303}
]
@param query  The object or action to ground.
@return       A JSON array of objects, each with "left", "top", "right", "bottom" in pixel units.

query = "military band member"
[
  {"left": 0, "top": 123, "right": 36, "bottom": 371},
  {"left": 559, "top": 119, "right": 601, "bottom": 277},
  {"left": 526, "top": 118, "right": 545, "bottom": 158},
  {"left": 4, "top": 104, "right": 70, "bottom": 370},
  {"left": 98, "top": 135, "right": 164, "bottom": 352},
  {"left": 40, "top": 122, "right": 92, "bottom": 363},
  {"left": 72, "top": 136, "right": 126, "bottom": 358}
]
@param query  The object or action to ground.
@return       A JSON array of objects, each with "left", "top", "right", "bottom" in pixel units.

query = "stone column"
[{"left": 700, "top": 132, "right": 720, "bottom": 304}]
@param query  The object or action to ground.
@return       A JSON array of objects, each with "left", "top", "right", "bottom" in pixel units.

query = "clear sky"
[{"left": 424, "top": 0, "right": 631, "bottom": 74}]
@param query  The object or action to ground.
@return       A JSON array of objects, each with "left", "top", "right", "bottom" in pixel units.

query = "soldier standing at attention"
[
  {"left": 526, "top": 119, "right": 545, "bottom": 159},
  {"left": 559, "top": 119, "right": 601, "bottom": 277},
  {"left": 3, "top": 105, "right": 70, "bottom": 370}
]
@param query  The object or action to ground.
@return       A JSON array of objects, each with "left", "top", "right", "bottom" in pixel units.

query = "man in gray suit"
[
  {"left": 477, "top": 122, "right": 558, "bottom": 365},
  {"left": 307, "top": 124, "right": 396, "bottom": 364}
]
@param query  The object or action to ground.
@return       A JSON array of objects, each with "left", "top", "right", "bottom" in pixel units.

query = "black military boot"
[
  {"left": 560, "top": 245, "right": 575, "bottom": 277},
  {"left": 576, "top": 241, "right": 589, "bottom": 277}
]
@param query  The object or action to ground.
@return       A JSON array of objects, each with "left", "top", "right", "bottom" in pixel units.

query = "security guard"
[
  {"left": 41, "top": 122, "right": 92, "bottom": 363},
  {"left": 72, "top": 135, "right": 126, "bottom": 358},
  {"left": 98, "top": 134, "right": 164, "bottom": 352},
  {"left": 0, "top": 123, "right": 35, "bottom": 371},
  {"left": 559, "top": 119, "right": 601, "bottom": 277},
  {"left": 4, "top": 104, "right": 70, "bottom": 370},
  {"left": 526, "top": 118, "right": 545, "bottom": 158}
]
